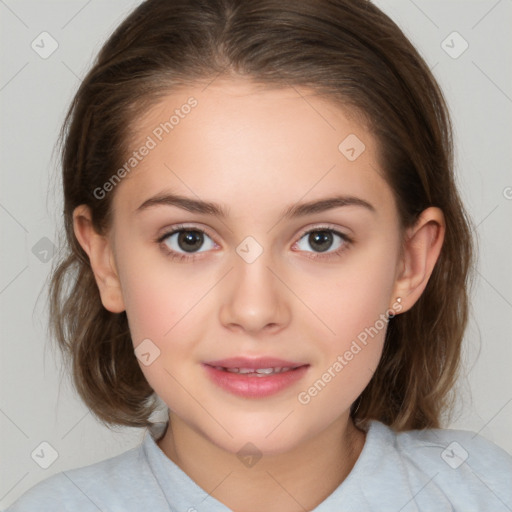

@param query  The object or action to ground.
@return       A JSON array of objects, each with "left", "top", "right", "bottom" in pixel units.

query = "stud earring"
[{"left": 396, "top": 297, "right": 402, "bottom": 303}]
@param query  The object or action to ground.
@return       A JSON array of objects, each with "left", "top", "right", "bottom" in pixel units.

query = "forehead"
[{"left": 112, "top": 79, "right": 393, "bottom": 219}]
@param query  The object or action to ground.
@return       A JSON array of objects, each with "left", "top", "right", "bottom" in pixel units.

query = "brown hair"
[{"left": 49, "top": 0, "right": 474, "bottom": 430}]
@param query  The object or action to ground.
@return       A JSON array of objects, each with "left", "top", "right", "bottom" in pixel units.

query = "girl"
[{"left": 7, "top": 0, "right": 512, "bottom": 510}]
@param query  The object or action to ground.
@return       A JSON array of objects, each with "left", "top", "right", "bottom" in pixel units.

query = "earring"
[{"left": 396, "top": 297, "right": 402, "bottom": 303}]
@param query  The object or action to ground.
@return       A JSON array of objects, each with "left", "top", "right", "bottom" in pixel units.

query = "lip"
[
  {"left": 204, "top": 357, "right": 306, "bottom": 369},
  {"left": 202, "top": 357, "right": 310, "bottom": 398}
]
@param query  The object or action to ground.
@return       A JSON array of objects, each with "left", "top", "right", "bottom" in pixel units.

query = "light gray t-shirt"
[{"left": 5, "top": 420, "right": 512, "bottom": 511}]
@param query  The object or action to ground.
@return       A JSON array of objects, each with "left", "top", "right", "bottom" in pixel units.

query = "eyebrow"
[{"left": 135, "top": 192, "right": 376, "bottom": 218}]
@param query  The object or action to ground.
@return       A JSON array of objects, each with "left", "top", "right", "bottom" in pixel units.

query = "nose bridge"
[{"left": 218, "top": 241, "right": 290, "bottom": 333}]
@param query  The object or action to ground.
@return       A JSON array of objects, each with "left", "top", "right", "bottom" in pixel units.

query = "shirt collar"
[{"left": 142, "top": 419, "right": 386, "bottom": 511}]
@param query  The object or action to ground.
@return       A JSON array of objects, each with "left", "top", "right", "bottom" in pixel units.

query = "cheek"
[
  {"left": 115, "top": 238, "right": 205, "bottom": 342},
  {"left": 294, "top": 334, "right": 384, "bottom": 441},
  {"left": 292, "top": 239, "right": 399, "bottom": 412},
  {"left": 120, "top": 274, "right": 173, "bottom": 344},
  {"left": 295, "top": 271, "right": 395, "bottom": 425},
  {"left": 301, "top": 238, "right": 399, "bottom": 346},
  {"left": 119, "top": 267, "right": 202, "bottom": 408}
]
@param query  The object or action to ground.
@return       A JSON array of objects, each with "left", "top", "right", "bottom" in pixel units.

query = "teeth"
[
  {"left": 256, "top": 368, "right": 275, "bottom": 374},
  {"left": 236, "top": 368, "right": 253, "bottom": 374},
  {"left": 218, "top": 367, "right": 293, "bottom": 375}
]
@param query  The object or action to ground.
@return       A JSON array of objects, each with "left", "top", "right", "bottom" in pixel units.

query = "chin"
[{"left": 200, "top": 413, "right": 318, "bottom": 457}]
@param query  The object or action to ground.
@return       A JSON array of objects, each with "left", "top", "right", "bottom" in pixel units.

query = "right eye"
[{"left": 158, "top": 226, "right": 217, "bottom": 260}]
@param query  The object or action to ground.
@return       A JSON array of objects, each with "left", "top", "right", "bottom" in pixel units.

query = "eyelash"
[{"left": 156, "top": 224, "right": 353, "bottom": 262}]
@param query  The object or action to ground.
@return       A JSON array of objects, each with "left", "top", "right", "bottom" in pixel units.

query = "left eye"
[
  {"left": 295, "top": 229, "right": 347, "bottom": 253},
  {"left": 162, "top": 229, "right": 216, "bottom": 254}
]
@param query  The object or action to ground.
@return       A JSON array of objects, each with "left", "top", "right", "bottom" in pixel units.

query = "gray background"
[{"left": 1, "top": 0, "right": 511, "bottom": 508}]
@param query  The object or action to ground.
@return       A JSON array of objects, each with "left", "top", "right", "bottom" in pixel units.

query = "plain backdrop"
[{"left": 1, "top": 0, "right": 511, "bottom": 508}]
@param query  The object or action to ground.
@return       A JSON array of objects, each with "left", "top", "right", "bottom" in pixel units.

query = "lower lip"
[{"left": 203, "top": 364, "right": 309, "bottom": 398}]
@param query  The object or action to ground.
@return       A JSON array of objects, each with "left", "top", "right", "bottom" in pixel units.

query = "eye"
[
  {"left": 158, "top": 226, "right": 217, "bottom": 258},
  {"left": 156, "top": 225, "right": 351, "bottom": 262},
  {"left": 294, "top": 228, "right": 350, "bottom": 256}
]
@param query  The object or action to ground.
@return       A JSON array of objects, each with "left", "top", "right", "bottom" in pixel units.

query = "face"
[{"left": 107, "top": 79, "right": 403, "bottom": 455}]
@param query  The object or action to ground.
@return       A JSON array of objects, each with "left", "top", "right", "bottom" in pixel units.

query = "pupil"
[
  {"left": 178, "top": 231, "right": 204, "bottom": 252},
  {"left": 309, "top": 231, "right": 333, "bottom": 252}
]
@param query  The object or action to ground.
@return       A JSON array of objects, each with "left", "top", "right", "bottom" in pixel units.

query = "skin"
[{"left": 73, "top": 79, "right": 445, "bottom": 511}]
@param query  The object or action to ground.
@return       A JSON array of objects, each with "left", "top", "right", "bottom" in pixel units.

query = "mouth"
[
  {"left": 209, "top": 365, "right": 302, "bottom": 375},
  {"left": 202, "top": 357, "right": 309, "bottom": 398}
]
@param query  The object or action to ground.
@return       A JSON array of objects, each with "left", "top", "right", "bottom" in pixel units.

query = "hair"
[{"left": 49, "top": 0, "right": 474, "bottom": 430}]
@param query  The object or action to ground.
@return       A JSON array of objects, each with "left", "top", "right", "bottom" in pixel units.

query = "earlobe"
[
  {"left": 72, "top": 205, "right": 125, "bottom": 313},
  {"left": 392, "top": 207, "right": 445, "bottom": 312}
]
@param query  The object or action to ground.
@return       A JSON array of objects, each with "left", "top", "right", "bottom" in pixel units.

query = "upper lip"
[{"left": 204, "top": 357, "right": 308, "bottom": 369}]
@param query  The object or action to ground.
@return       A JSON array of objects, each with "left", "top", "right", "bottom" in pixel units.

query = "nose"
[{"left": 218, "top": 250, "right": 291, "bottom": 335}]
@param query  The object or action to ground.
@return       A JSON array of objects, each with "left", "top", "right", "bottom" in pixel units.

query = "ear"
[
  {"left": 391, "top": 207, "right": 445, "bottom": 313},
  {"left": 72, "top": 204, "right": 125, "bottom": 313}
]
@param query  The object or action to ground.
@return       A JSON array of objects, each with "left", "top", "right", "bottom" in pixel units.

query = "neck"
[{"left": 157, "top": 413, "right": 366, "bottom": 512}]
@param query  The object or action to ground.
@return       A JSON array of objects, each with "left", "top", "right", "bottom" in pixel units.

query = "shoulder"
[
  {"left": 3, "top": 441, "right": 166, "bottom": 512},
  {"left": 393, "top": 423, "right": 512, "bottom": 480},
  {"left": 366, "top": 421, "right": 512, "bottom": 511}
]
